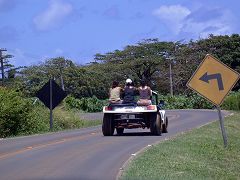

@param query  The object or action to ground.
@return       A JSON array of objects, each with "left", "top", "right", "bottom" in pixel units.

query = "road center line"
[{"left": 0, "top": 131, "right": 100, "bottom": 160}]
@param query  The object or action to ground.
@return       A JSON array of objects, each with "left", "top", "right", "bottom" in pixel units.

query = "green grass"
[
  {"left": 52, "top": 107, "right": 102, "bottom": 130},
  {"left": 12, "top": 106, "right": 102, "bottom": 137},
  {"left": 121, "top": 112, "right": 240, "bottom": 180}
]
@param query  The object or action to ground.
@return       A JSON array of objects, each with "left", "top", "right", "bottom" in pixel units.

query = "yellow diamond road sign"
[{"left": 187, "top": 54, "right": 240, "bottom": 106}]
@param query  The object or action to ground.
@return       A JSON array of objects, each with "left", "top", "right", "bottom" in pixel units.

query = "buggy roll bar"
[{"left": 152, "top": 91, "right": 158, "bottom": 105}]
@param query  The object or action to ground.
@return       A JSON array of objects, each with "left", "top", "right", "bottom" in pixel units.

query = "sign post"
[
  {"left": 49, "top": 79, "right": 53, "bottom": 130},
  {"left": 216, "top": 106, "right": 227, "bottom": 147},
  {"left": 187, "top": 54, "right": 240, "bottom": 147},
  {"left": 36, "top": 79, "right": 67, "bottom": 130}
]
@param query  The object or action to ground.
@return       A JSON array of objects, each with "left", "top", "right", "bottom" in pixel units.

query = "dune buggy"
[{"left": 102, "top": 91, "right": 168, "bottom": 136}]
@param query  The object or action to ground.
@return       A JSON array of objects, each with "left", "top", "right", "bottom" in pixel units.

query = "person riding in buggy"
[{"left": 102, "top": 79, "right": 168, "bottom": 136}]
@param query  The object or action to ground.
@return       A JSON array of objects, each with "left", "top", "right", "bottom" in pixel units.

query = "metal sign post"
[
  {"left": 49, "top": 79, "right": 53, "bottom": 130},
  {"left": 216, "top": 106, "right": 228, "bottom": 147}
]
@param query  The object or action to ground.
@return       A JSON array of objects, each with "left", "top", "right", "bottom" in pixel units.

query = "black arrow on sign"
[{"left": 199, "top": 72, "right": 224, "bottom": 91}]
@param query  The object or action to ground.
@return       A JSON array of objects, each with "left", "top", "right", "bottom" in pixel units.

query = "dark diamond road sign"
[{"left": 36, "top": 80, "right": 67, "bottom": 109}]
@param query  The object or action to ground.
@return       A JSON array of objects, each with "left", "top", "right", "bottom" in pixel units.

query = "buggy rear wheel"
[
  {"left": 150, "top": 112, "right": 162, "bottom": 136},
  {"left": 102, "top": 113, "right": 114, "bottom": 136},
  {"left": 162, "top": 116, "right": 168, "bottom": 133}
]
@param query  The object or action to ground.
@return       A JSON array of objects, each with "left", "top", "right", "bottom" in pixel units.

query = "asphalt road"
[{"left": 0, "top": 110, "right": 229, "bottom": 180}]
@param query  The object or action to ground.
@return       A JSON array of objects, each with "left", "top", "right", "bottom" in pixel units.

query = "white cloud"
[
  {"left": 9, "top": 48, "right": 46, "bottom": 67},
  {"left": 152, "top": 5, "right": 191, "bottom": 35},
  {"left": 152, "top": 5, "right": 235, "bottom": 39},
  {"left": 55, "top": 48, "right": 64, "bottom": 55},
  {"left": 10, "top": 48, "right": 35, "bottom": 67},
  {"left": 33, "top": 0, "right": 73, "bottom": 31},
  {"left": 182, "top": 8, "right": 234, "bottom": 39}
]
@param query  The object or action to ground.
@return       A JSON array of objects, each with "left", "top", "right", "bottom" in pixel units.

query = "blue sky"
[{"left": 0, "top": 0, "right": 240, "bottom": 67}]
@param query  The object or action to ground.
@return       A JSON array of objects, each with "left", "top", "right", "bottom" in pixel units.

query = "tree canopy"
[{"left": 2, "top": 34, "right": 240, "bottom": 98}]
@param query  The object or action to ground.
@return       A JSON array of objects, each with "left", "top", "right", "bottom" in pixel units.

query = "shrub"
[
  {"left": 0, "top": 87, "right": 102, "bottom": 138},
  {"left": 65, "top": 93, "right": 214, "bottom": 111},
  {"left": 0, "top": 87, "right": 58, "bottom": 137},
  {"left": 188, "top": 93, "right": 213, "bottom": 109},
  {"left": 64, "top": 95, "right": 108, "bottom": 112},
  {"left": 21, "top": 105, "right": 50, "bottom": 135},
  {"left": 0, "top": 87, "right": 35, "bottom": 137},
  {"left": 221, "top": 91, "right": 240, "bottom": 111},
  {"left": 65, "top": 91, "right": 240, "bottom": 111},
  {"left": 158, "top": 93, "right": 212, "bottom": 109}
]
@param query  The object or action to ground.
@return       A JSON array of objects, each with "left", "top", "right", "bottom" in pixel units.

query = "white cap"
[{"left": 126, "top": 78, "right": 132, "bottom": 84}]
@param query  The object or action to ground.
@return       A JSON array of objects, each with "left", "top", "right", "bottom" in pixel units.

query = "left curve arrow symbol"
[{"left": 199, "top": 72, "right": 224, "bottom": 91}]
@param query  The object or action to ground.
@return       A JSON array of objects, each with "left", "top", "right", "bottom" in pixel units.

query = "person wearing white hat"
[
  {"left": 122, "top": 79, "right": 137, "bottom": 104},
  {"left": 125, "top": 78, "right": 132, "bottom": 84}
]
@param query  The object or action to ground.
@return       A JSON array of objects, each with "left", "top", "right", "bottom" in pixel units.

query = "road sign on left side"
[{"left": 36, "top": 80, "right": 67, "bottom": 109}]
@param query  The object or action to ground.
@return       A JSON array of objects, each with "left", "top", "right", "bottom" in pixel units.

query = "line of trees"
[{"left": 2, "top": 34, "right": 240, "bottom": 99}]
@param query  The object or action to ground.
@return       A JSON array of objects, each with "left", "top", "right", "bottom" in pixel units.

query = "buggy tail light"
[
  {"left": 147, "top": 105, "right": 155, "bottom": 110},
  {"left": 105, "top": 106, "right": 113, "bottom": 111}
]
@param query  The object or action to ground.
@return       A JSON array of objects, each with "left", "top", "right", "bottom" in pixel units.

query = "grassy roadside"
[
  {"left": 121, "top": 112, "right": 240, "bottom": 180},
  {"left": 53, "top": 107, "right": 102, "bottom": 130},
  {"left": 8, "top": 106, "right": 102, "bottom": 138}
]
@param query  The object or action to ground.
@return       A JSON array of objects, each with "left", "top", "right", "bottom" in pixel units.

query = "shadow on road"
[{"left": 114, "top": 132, "right": 162, "bottom": 136}]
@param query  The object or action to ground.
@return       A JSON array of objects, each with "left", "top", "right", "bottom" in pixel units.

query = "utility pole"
[
  {"left": 0, "top": 48, "right": 7, "bottom": 86},
  {"left": 161, "top": 43, "right": 179, "bottom": 96},
  {"left": 170, "top": 43, "right": 178, "bottom": 97},
  {"left": 163, "top": 52, "right": 174, "bottom": 97},
  {"left": 169, "top": 61, "right": 173, "bottom": 97}
]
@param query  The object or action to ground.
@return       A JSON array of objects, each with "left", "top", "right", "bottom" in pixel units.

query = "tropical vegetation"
[{"left": 1, "top": 34, "right": 240, "bottom": 137}]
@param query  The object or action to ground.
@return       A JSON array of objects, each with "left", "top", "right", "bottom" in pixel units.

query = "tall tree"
[
  {"left": 195, "top": 34, "right": 240, "bottom": 90},
  {"left": 94, "top": 39, "right": 174, "bottom": 88}
]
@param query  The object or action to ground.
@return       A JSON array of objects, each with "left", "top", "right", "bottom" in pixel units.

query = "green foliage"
[
  {"left": 158, "top": 93, "right": 212, "bottom": 109},
  {"left": 65, "top": 93, "right": 214, "bottom": 111},
  {"left": 222, "top": 91, "right": 240, "bottom": 111},
  {"left": 2, "top": 34, "right": 240, "bottom": 138},
  {"left": 159, "top": 94, "right": 193, "bottom": 109},
  {"left": 16, "top": 104, "right": 102, "bottom": 136},
  {"left": 19, "top": 58, "right": 110, "bottom": 99},
  {"left": 0, "top": 87, "right": 36, "bottom": 137},
  {"left": 64, "top": 93, "right": 213, "bottom": 111},
  {"left": 188, "top": 93, "right": 213, "bottom": 109},
  {"left": 22, "top": 105, "right": 50, "bottom": 135},
  {"left": 0, "top": 87, "right": 54, "bottom": 137},
  {"left": 0, "top": 87, "right": 102, "bottom": 138},
  {"left": 18, "top": 57, "right": 75, "bottom": 97},
  {"left": 64, "top": 95, "right": 108, "bottom": 112},
  {"left": 94, "top": 39, "right": 170, "bottom": 87},
  {"left": 196, "top": 34, "right": 240, "bottom": 90},
  {"left": 15, "top": 35, "right": 240, "bottom": 98},
  {"left": 159, "top": 91, "right": 240, "bottom": 110},
  {"left": 52, "top": 107, "right": 101, "bottom": 130}
]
